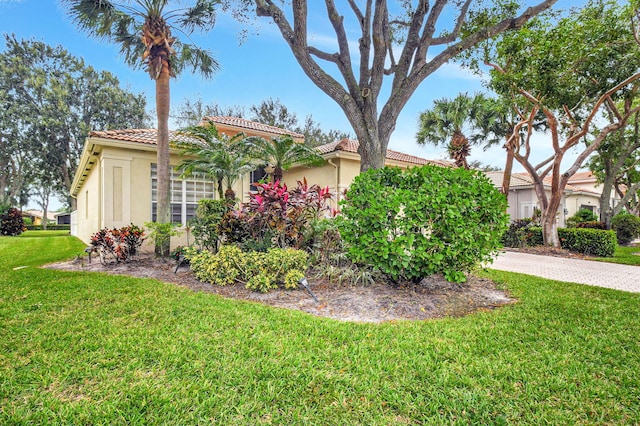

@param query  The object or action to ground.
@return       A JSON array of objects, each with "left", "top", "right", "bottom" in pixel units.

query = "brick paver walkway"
[{"left": 490, "top": 251, "right": 640, "bottom": 293}]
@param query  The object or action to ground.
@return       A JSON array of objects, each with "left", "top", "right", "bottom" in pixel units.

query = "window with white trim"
[{"left": 151, "top": 164, "right": 215, "bottom": 225}]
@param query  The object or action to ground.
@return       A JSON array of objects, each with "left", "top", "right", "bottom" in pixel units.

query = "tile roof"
[
  {"left": 485, "top": 171, "right": 601, "bottom": 195},
  {"left": 88, "top": 129, "right": 198, "bottom": 145},
  {"left": 568, "top": 171, "right": 596, "bottom": 183},
  {"left": 315, "top": 139, "right": 451, "bottom": 167},
  {"left": 202, "top": 116, "right": 305, "bottom": 139}
]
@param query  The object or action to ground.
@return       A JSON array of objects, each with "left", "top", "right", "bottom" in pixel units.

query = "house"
[
  {"left": 284, "top": 138, "right": 452, "bottom": 206},
  {"left": 70, "top": 117, "right": 447, "bottom": 245},
  {"left": 485, "top": 171, "right": 608, "bottom": 227},
  {"left": 70, "top": 117, "right": 304, "bottom": 245},
  {"left": 22, "top": 210, "right": 56, "bottom": 226}
]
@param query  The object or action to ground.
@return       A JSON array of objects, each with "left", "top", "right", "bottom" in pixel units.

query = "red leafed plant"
[
  {"left": 220, "top": 178, "right": 334, "bottom": 250},
  {"left": 90, "top": 224, "right": 145, "bottom": 264}
]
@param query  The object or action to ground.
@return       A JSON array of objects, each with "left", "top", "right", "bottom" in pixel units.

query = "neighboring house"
[
  {"left": 284, "top": 138, "right": 452, "bottom": 206},
  {"left": 54, "top": 212, "right": 71, "bottom": 225},
  {"left": 22, "top": 210, "right": 56, "bottom": 226},
  {"left": 70, "top": 117, "right": 304, "bottom": 245},
  {"left": 485, "top": 171, "right": 607, "bottom": 227}
]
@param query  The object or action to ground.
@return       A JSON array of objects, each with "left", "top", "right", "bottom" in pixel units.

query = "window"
[
  {"left": 250, "top": 166, "right": 268, "bottom": 192},
  {"left": 151, "top": 164, "right": 215, "bottom": 225},
  {"left": 580, "top": 205, "right": 594, "bottom": 213}
]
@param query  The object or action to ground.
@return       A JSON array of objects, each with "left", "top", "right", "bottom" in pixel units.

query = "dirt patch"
[{"left": 45, "top": 255, "right": 515, "bottom": 323}]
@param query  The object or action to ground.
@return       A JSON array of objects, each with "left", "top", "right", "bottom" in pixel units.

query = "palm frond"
[
  {"left": 173, "top": 42, "right": 219, "bottom": 78},
  {"left": 176, "top": 0, "right": 218, "bottom": 34}
]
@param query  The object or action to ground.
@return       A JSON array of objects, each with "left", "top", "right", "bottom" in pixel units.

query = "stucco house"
[
  {"left": 70, "top": 117, "right": 445, "bottom": 245},
  {"left": 485, "top": 170, "right": 608, "bottom": 227},
  {"left": 284, "top": 138, "right": 451, "bottom": 206},
  {"left": 70, "top": 117, "right": 304, "bottom": 244}
]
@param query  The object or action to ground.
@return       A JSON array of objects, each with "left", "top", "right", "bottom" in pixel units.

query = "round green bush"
[
  {"left": 611, "top": 213, "right": 640, "bottom": 245},
  {"left": 338, "top": 165, "right": 508, "bottom": 283}
]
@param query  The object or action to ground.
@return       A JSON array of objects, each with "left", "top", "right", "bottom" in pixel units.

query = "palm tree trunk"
[{"left": 155, "top": 61, "right": 171, "bottom": 256}]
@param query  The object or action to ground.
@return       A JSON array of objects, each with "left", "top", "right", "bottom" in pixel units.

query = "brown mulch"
[
  {"left": 502, "top": 246, "right": 590, "bottom": 259},
  {"left": 45, "top": 255, "right": 515, "bottom": 323}
]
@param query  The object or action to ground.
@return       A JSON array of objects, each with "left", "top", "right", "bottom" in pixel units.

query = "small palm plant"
[
  {"left": 243, "top": 135, "right": 325, "bottom": 182},
  {"left": 172, "top": 122, "right": 256, "bottom": 201}
]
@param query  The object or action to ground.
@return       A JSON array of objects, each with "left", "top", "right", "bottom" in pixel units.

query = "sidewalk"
[{"left": 489, "top": 251, "right": 640, "bottom": 293}]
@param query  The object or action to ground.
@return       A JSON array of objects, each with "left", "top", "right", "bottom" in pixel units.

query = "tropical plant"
[
  {"left": 66, "top": 0, "right": 220, "bottom": 254},
  {"left": 0, "top": 207, "right": 26, "bottom": 236},
  {"left": 89, "top": 224, "right": 145, "bottom": 264},
  {"left": 144, "top": 221, "right": 183, "bottom": 259},
  {"left": 611, "top": 212, "right": 640, "bottom": 245},
  {"left": 173, "top": 122, "right": 256, "bottom": 200},
  {"left": 416, "top": 92, "right": 493, "bottom": 169},
  {"left": 243, "top": 135, "right": 324, "bottom": 182},
  {"left": 566, "top": 209, "right": 599, "bottom": 228},
  {"left": 338, "top": 165, "right": 508, "bottom": 283},
  {"left": 189, "top": 199, "right": 230, "bottom": 252}
]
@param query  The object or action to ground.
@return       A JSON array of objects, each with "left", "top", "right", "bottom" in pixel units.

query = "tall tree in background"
[
  {"left": 590, "top": 107, "right": 640, "bottom": 227},
  {"left": 67, "top": 0, "right": 220, "bottom": 253},
  {"left": 242, "top": 0, "right": 557, "bottom": 171},
  {"left": 416, "top": 92, "right": 492, "bottom": 169},
  {"left": 482, "top": 0, "right": 640, "bottom": 247},
  {"left": 0, "top": 35, "right": 147, "bottom": 210},
  {"left": 172, "top": 97, "right": 245, "bottom": 127}
]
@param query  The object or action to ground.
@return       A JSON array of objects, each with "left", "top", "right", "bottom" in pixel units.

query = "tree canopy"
[
  {"left": 230, "top": 0, "right": 557, "bottom": 171},
  {"left": 0, "top": 35, "right": 148, "bottom": 210}
]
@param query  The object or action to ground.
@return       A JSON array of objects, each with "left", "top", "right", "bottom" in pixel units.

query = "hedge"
[
  {"left": 521, "top": 227, "right": 616, "bottom": 257},
  {"left": 25, "top": 225, "right": 71, "bottom": 231}
]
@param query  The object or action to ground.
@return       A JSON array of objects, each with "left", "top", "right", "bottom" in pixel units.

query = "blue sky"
[{"left": 1, "top": 0, "right": 583, "bottom": 186}]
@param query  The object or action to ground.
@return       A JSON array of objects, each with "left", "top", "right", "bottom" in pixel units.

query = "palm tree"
[
  {"left": 243, "top": 135, "right": 324, "bottom": 182},
  {"left": 172, "top": 123, "right": 256, "bottom": 201},
  {"left": 416, "top": 93, "right": 491, "bottom": 169},
  {"left": 66, "top": 0, "right": 220, "bottom": 252}
]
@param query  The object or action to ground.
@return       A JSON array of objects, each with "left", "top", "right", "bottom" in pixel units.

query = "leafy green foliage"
[
  {"left": 559, "top": 228, "right": 617, "bottom": 257},
  {"left": 338, "top": 165, "right": 508, "bottom": 283},
  {"left": 502, "top": 219, "right": 534, "bottom": 248},
  {"left": 89, "top": 224, "right": 145, "bottom": 264},
  {"left": 523, "top": 226, "right": 617, "bottom": 256},
  {"left": 144, "top": 222, "right": 183, "bottom": 258},
  {"left": 187, "top": 244, "right": 308, "bottom": 293},
  {"left": 0, "top": 207, "right": 26, "bottom": 236},
  {"left": 243, "top": 135, "right": 324, "bottom": 181},
  {"left": 566, "top": 209, "right": 599, "bottom": 228},
  {"left": 190, "top": 199, "right": 230, "bottom": 251},
  {"left": 611, "top": 212, "right": 640, "bottom": 245}
]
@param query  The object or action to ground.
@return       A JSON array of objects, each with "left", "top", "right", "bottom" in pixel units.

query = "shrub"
[
  {"left": 220, "top": 179, "right": 333, "bottom": 251},
  {"left": 502, "top": 219, "right": 534, "bottom": 248},
  {"left": 611, "top": 213, "right": 640, "bottom": 245},
  {"left": 566, "top": 209, "right": 598, "bottom": 228},
  {"left": 190, "top": 199, "right": 230, "bottom": 252},
  {"left": 558, "top": 228, "right": 617, "bottom": 257},
  {"left": 520, "top": 226, "right": 616, "bottom": 257},
  {"left": 187, "top": 244, "right": 309, "bottom": 293},
  {"left": 338, "top": 165, "right": 509, "bottom": 283},
  {"left": 0, "top": 207, "right": 26, "bottom": 236},
  {"left": 90, "top": 224, "right": 145, "bottom": 263},
  {"left": 25, "top": 225, "right": 71, "bottom": 231},
  {"left": 576, "top": 221, "right": 606, "bottom": 230},
  {"left": 144, "top": 222, "right": 183, "bottom": 258}
]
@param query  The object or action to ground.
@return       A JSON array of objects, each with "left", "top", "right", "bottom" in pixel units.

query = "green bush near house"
[
  {"left": 517, "top": 226, "right": 616, "bottom": 257},
  {"left": 187, "top": 244, "right": 308, "bottom": 293},
  {"left": 566, "top": 208, "right": 598, "bottom": 228},
  {"left": 611, "top": 212, "right": 640, "bottom": 245},
  {"left": 24, "top": 225, "right": 71, "bottom": 231},
  {"left": 339, "top": 165, "right": 508, "bottom": 283}
]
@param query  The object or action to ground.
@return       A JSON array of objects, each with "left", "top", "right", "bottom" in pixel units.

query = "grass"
[
  {"left": 593, "top": 244, "right": 640, "bottom": 266},
  {"left": 1, "top": 234, "right": 640, "bottom": 424}
]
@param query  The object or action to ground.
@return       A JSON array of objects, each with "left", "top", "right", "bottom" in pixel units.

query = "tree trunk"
[
  {"left": 155, "top": 61, "right": 171, "bottom": 256},
  {"left": 501, "top": 137, "right": 515, "bottom": 196},
  {"left": 541, "top": 213, "right": 559, "bottom": 247},
  {"left": 600, "top": 171, "right": 616, "bottom": 230}
]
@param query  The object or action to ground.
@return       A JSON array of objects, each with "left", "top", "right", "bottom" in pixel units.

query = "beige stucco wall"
[{"left": 75, "top": 156, "right": 101, "bottom": 244}]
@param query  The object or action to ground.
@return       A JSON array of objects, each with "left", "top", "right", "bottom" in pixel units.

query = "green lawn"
[
  {"left": 594, "top": 245, "right": 640, "bottom": 266},
  {"left": 1, "top": 234, "right": 639, "bottom": 424}
]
